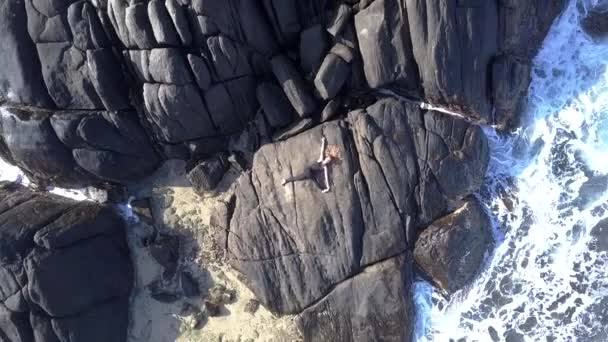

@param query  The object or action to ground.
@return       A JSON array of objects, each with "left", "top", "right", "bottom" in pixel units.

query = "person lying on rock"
[{"left": 281, "top": 137, "right": 341, "bottom": 193}]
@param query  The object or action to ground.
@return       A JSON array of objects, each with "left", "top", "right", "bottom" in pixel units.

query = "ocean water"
[{"left": 415, "top": 0, "right": 608, "bottom": 341}]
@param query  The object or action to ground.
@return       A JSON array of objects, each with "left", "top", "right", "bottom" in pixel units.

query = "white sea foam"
[
  {"left": 0, "top": 157, "right": 103, "bottom": 201},
  {"left": 415, "top": 0, "right": 608, "bottom": 340}
]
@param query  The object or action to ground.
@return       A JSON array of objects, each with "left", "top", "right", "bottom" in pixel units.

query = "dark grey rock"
[
  {"left": 181, "top": 272, "right": 200, "bottom": 298},
  {"left": 47, "top": 110, "right": 161, "bottom": 185},
  {"left": 355, "top": 0, "right": 419, "bottom": 90},
  {"left": 149, "top": 48, "right": 193, "bottom": 85},
  {"left": 229, "top": 98, "right": 489, "bottom": 314},
  {"left": 4, "top": 289, "right": 29, "bottom": 313},
  {"left": 320, "top": 99, "right": 342, "bottom": 123},
  {"left": 67, "top": 2, "right": 102, "bottom": 51},
  {"left": 126, "top": 50, "right": 152, "bottom": 83},
  {"left": 207, "top": 35, "right": 251, "bottom": 81},
  {"left": 0, "top": 187, "right": 131, "bottom": 342},
  {"left": 86, "top": 49, "right": 130, "bottom": 111},
  {"left": 406, "top": 0, "right": 497, "bottom": 121},
  {"left": 256, "top": 83, "right": 296, "bottom": 129},
  {"left": 0, "top": 303, "right": 33, "bottom": 342},
  {"left": 148, "top": 0, "right": 180, "bottom": 46},
  {"left": 582, "top": 6, "right": 608, "bottom": 38},
  {"left": 187, "top": 154, "right": 229, "bottom": 193},
  {"left": 326, "top": 4, "right": 352, "bottom": 37},
  {"left": 0, "top": 265, "right": 21, "bottom": 302},
  {"left": 204, "top": 299, "right": 221, "bottom": 317},
  {"left": 204, "top": 76, "right": 257, "bottom": 135},
  {"left": 330, "top": 43, "right": 354, "bottom": 63},
  {"left": 238, "top": 0, "right": 278, "bottom": 55},
  {"left": 244, "top": 299, "right": 260, "bottom": 314},
  {"left": 25, "top": 235, "right": 132, "bottom": 317},
  {"left": 149, "top": 233, "right": 180, "bottom": 279},
  {"left": 33, "top": 203, "right": 123, "bottom": 249},
  {"left": 30, "top": 312, "right": 60, "bottom": 342},
  {"left": 36, "top": 42, "right": 104, "bottom": 109},
  {"left": 414, "top": 198, "right": 493, "bottom": 294},
  {"left": 0, "top": 107, "right": 95, "bottom": 187},
  {"left": 504, "top": 330, "right": 525, "bottom": 342},
  {"left": 194, "top": 15, "right": 219, "bottom": 38},
  {"left": 187, "top": 54, "right": 212, "bottom": 91},
  {"left": 271, "top": 55, "right": 317, "bottom": 117},
  {"left": 191, "top": 0, "right": 240, "bottom": 39},
  {"left": 144, "top": 83, "right": 216, "bottom": 143},
  {"left": 108, "top": 0, "right": 135, "bottom": 48},
  {"left": 206, "top": 284, "right": 236, "bottom": 305},
  {"left": 165, "top": 0, "right": 192, "bottom": 45},
  {"left": 297, "top": 255, "right": 414, "bottom": 342},
  {"left": 188, "top": 136, "right": 229, "bottom": 159},
  {"left": 272, "top": 118, "right": 315, "bottom": 141},
  {"left": 51, "top": 298, "right": 129, "bottom": 342},
  {"left": 125, "top": 3, "right": 157, "bottom": 49},
  {"left": 262, "top": 0, "right": 300, "bottom": 45},
  {"left": 314, "top": 53, "right": 350, "bottom": 100},
  {"left": 72, "top": 148, "right": 160, "bottom": 184},
  {"left": 299, "top": 24, "right": 330, "bottom": 74},
  {"left": 491, "top": 56, "right": 531, "bottom": 129},
  {"left": 26, "top": 1, "right": 71, "bottom": 44},
  {"left": 0, "top": 0, "right": 53, "bottom": 107},
  {"left": 498, "top": 0, "right": 565, "bottom": 58},
  {"left": 591, "top": 217, "right": 608, "bottom": 252},
  {"left": 576, "top": 173, "right": 608, "bottom": 210}
]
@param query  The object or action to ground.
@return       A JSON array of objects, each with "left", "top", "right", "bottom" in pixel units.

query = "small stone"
[
  {"left": 187, "top": 154, "right": 230, "bottom": 194},
  {"left": 326, "top": 4, "right": 353, "bottom": 37},
  {"left": 149, "top": 233, "right": 180, "bottom": 279},
  {"left": 192, "top": 310, "right": 207, "bottom": 330},
  {"left": 321, "top": 99, "right": 342, "bottom": 122},
  {"left": 148, "top": 281, "right": 180, "bottom": 303},
  {"left": 244, "top": 299, "right": 260, "bottom": 314},
  {"left": 203, "top": 299, "right": 221, "bottom": 317},
  {"left": 314, "top": 53, "right": 350, "bottom": 100},
  {"left": 181, "top": 271, "right": 201, "bottom": 298}
]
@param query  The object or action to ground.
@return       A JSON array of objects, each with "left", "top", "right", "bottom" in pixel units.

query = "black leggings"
[{"left": 284, "top": 165, "right": 326, "bottom": 189}]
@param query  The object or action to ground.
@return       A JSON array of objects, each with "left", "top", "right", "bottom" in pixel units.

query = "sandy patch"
[{"left": 126, "top": 161, "right": 301, "bottom": 342}]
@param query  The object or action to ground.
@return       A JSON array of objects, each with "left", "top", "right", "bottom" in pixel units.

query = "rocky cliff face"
[{"left": 0, "top": 0, "right": 564, "bottom": 341}]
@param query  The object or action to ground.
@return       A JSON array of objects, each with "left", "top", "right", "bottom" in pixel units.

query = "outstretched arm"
[{"left": 318, "top": 137, "right": 327, "bottom": 163}]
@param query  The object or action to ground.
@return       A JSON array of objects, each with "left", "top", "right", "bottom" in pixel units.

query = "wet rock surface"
[
  {"left": 0, "top": 0, "right": 565, "bottom": 341},
  {"left": 0, "top": 182, "right": 132, "bottom": 342},
  {"left": 414, "top": 198, "right": 494, "bottom": 295},
  {"left": 582, "top": 4, "right": 608, "bottom": 38}
]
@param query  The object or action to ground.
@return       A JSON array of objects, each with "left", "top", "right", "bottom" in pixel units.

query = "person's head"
[{"left": 324, "top": 145, "right": 342, "bottom": 161}]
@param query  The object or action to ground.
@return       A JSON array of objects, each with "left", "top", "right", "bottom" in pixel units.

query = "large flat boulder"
[{"left": 228, "top": 98, "right": 489, "bottom": 314}]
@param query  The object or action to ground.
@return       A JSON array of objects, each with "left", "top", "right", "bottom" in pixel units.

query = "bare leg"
[
  {"left": 321, "top": 166, "right": 330, "bottom": 193},
  {"left": 317, "top": 137, "right": 327, "bottom": 163}
]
